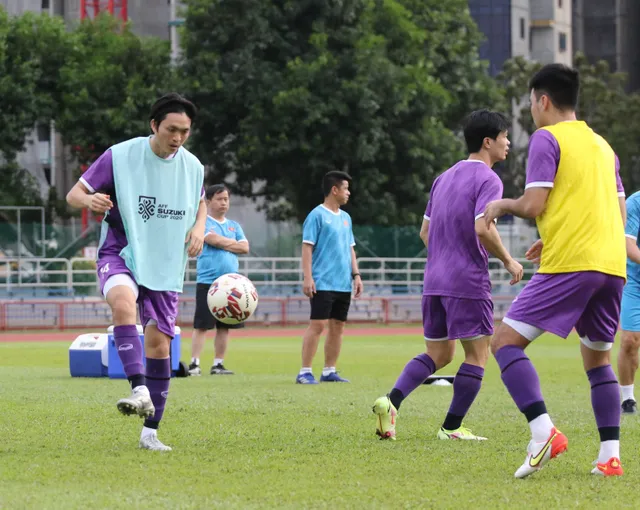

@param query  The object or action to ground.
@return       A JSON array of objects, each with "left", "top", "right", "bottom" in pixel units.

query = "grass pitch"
[{"left": 0, "top": 331, "right": 637, "bottom": 509}]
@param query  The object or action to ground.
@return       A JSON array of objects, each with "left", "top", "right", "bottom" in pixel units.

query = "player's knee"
[
  {"left": 621, "top": 331, "right": 640, "bottom": 349},
  {"left": 111, "top": 298, "right": 137, "bottom": 325},
  {"left": 427, "top": 343, "right": 455, "bottom": 369},
  {"left": 308, "top": 320, "right": 326, "bottom": 335},
  {"left": 490, "top": 334, "right": 503, "bottom": 356}
]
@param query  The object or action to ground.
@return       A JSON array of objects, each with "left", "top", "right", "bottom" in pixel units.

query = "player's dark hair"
[
  {"left": 205, "top": 184, "right": 230, "bottom": 200},
  {"left": 529, "top": 64, "right": 580, "bottom": 111},
  {"left": 463, "top": 109, "right": 510, "bottom": 153},
  {"left": 322, "top": 171, "right": 352, "bottom": 197},
  {"left": 149, "top": 93, "right": 197, "bottom": 127}
]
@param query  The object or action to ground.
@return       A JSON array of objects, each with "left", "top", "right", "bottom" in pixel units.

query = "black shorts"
[
  {"left": 193, "top": 283, "right": 245, "bottom": 331},
  {"left": 310, "top": 291, "right": 352, "bottom": 322}
]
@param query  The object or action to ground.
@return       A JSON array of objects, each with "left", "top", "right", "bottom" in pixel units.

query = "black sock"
[
  {"left": 599, "top": 426, "right": 620, "bottom": 442},
  {"left": 442, "top": 412, "right": 463, "bottom": 431},
  {"left": 128, "top": 374, "right": 146, "bottom": 389},
  {"left": 143, "top": 419, "right": 159, "bottom": 430},
  {"left": 388, "top": 388, "right": 405, "bottom": 411}
]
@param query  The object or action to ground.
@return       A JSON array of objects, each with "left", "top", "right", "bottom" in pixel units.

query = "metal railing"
[{"left": 0, "top": 256, "right": 538, "bottom": 292}]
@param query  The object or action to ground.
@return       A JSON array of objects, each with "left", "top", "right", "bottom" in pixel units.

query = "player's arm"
[
  {"left": 626, "top": 236, "right": 640, "bottom": 264},
  {"left": 351, "top": 245, "right": 363, "bottom": 298},
  {"left": 66, "top": 181, "right": 113, "bottom": 213},
  {"left": 204, "top": 232, "right": 236, "bottom": 249},
  {"left": 620, "top": 197, "right": 627, "bottom": 226},
  {"left": 475, "top": 219, "right": 523, "bottom": 285},
  {"left": 616, "top": 155, "right": 626, "bottom": 225},
  {"left": 301, "top": 242, "right": 315, "bottom": 297},
  {"left": 484, "top": 187, "right": 550, "bottom": 225},
  {"left": 419, "top": 218, "right": 429, "bottom": 248},
  {"left": 225, "top": 240, "right": 249, "bottom": 254},
  {"left": 186, "top": 198, "right": 207, "bottom": 257}
]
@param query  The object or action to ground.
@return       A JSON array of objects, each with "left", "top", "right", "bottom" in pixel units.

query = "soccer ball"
[{"left": 207, "top": 273, "right": 259, "bottom": 325}]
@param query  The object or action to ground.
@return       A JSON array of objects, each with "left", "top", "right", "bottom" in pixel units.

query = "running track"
[{"left": 0, "top": 326, "right": 423, "bottom": 343}]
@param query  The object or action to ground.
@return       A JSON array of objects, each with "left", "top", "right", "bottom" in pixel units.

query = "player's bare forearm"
[
  {"left": 350, "top": 246, "right": 359, "bottom": 274},
  {"left": 204, "top": 233, "right": 235, "bottom": 249},
  {"left": 194, "top": 199, "right": 207, "bottom": 229},
  {"left": 487, "top": 188, "right": 550, "bottom": 223},
  {"left": 66, "top": 182, "right": 92, "bottom": 209},
  {"left": 419, "top": 218, "right": 429, "bottom": 248},
  {"left": 475, "top": 219, "right": 512, "bottom": 265},
  {"left": 302, "top": 243, "right": 314, "bottom": 280},
  {"left": 226, "top": 241, "right": 250, "bottom": 254},
  {"left": 627, "top": 237, "right": 640, "bottom": 264},
  {"left": 619, "top": 196, "right": 627, "bottom": 226}
]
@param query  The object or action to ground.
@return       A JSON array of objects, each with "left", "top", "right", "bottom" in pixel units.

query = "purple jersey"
[
  {"left": 80, "top": 148, "right": 205, "bottom": 259},
  {"left": 524, "top": 130, "right": 625, "bottom": 196},
  {"left": 423, "top": 160, "right": 503, "bottom": 300}
]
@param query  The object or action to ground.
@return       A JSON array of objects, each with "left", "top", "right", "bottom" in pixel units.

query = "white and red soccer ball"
[{"left": 207, "top": 273, "right": 259, "bottom": 325}]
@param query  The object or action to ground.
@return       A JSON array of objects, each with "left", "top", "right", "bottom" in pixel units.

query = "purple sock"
[
  {"left": 442, "top": 363, "right": 484, "bottom": 430},
  {"left": 389, "top": 353, "right": 436, "bottom": 410},
  {"left": 144, "top": 357, "right": 171, "bottom": 429},
  {"left": 494, "top": 345, "right": 548, "bottom": 421},
  {"left": 587, "top": 365, "right": 621, "bottom": 441},
  {"left": 114, "top": 325, "right": 145, "bottom": 386}
]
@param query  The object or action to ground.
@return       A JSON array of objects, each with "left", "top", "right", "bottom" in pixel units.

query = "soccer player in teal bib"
[
  {"left": 66, "top": 93, "right": 206, "bottom": 451},
  {"left": 189, "top": 184, "right": 249, "bottom": 376},
  {"left": 617, "top": 191, "right": 640, "bottom": 414},
  {"left": 297, "top": 171, "right": 363, "bottom": 384}
]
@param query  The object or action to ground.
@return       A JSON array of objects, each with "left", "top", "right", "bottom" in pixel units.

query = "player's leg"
[
  {"left": 297, "top": 291, "right": 330, "bottom": 384},
  {"left": 618, "top": 291, "right": 640, "bottom": 413},
  {"left": 491, "top": 273, "right": 594, "bottom": 478},
  {"left": 210, "top": 323, "right": 233, "bottom": 374},
  {"left": 190, "top": 283, "right": 216, "bottom": 375},
  {"left": 575, "top": 274, "right": 625, "bottom": 476},
  {"left": 373, "top": 296, "right": 454, "bottom": 440},
  {"left": 137, "top": 289, "right": 179, "bottom": 451},
  {"left": 438, "top": 298, "right": 492, "bottom": 440},
  {"left": 618, "top": 330, "right": 640, "bottom": 413},
  {"left": 320, "top": 292, "right": 351, "bottom": 382},
  {"left": 99, "top": 258, "right": 153, "bottom": 418}
]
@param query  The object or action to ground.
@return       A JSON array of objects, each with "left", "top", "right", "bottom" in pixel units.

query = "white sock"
[
  {"left": 599, "top": 440, "right": 620, "bottom": 463},
  {"left": 620, "top": 384, "right": 635, "bottom": 402},
  {"left": 299, "top": 367, "right": 312, "bottom": 375},
  {"left": 214, "top": 358, "right": 224, "bottom": 366},
  {"left": 191, "top": 357, "right": 199, "bottom": 366},
  {"left": 141, "top": 426, "right": 157, "bottom": 440},
  {"left": 322, "top": 367, "right": 336, "bottom": 377},
  {"left": 529, "top": 413, "right": 554, "bottom": 442}
]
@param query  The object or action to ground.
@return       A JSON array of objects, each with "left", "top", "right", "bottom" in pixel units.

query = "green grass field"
[{"left": 0, "top": 331, "right": 638, "bottom": 509}]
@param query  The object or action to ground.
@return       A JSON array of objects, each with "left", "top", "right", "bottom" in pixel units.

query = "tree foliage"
[
  {"left": 497, "top": 52, "right": 640, "bottom": 195},
  {"left": 181, "top": 0, "right": 501, "bottom": 224}
]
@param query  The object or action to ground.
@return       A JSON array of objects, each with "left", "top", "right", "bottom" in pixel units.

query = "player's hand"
[
  {"left": 525, "top": 239, "right": 543, "bottom": 264},
  {"left": 353, "top": 276, "right": 363, "bottom": 299},
  {"left": 484, "top": 200, "right": 505, "bottom": 227},
  {"left": 505, "top": 258, "right": 524, "bottom": 285},
  {"left": 303, "top": 278, "right": 316, "bottom": 298},
  {"left": 87, "top": 193, "right": 113, "bottom": 213},
  {"left": 185, "top": 225, "right": 205, "bottom": 257}
]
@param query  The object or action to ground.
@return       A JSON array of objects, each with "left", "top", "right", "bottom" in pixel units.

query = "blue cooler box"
[
  {"left": 69, "top": 333, "right": 109, "bottom": 377},
  {"left": 107, "top": 325, "right": 182, "bottom": 379}
]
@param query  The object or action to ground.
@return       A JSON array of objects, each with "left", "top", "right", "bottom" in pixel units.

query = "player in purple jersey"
[
  {"left": 373, "top": 110, "right": 523, "bottom": 441},
  {"left": 66, "top": 93, "right": 207, "bottom": 451}
]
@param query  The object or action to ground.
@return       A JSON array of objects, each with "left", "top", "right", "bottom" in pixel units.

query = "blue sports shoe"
[
  {"left": 320, "top": 372, "right": 350, "bottom": 383},
  {"left": 296, "top": 372, "right": 319, "bottom": 384}
]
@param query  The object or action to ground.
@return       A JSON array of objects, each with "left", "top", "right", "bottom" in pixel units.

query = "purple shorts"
[
  {"left": 506, "top": 271, "right": 624, "bottom": 343},
  {"left": 422, "top": 295, "right": 493, "bottom": 340},
  {"left": 97, "top": 255, "right": 179, "bottom": 338}
]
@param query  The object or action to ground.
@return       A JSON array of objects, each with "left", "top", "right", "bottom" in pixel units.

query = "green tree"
[
  {"left": 56, "top": 14, "right": 176, "bottom": 168},
  {"left": 181, "top": 0, "right": 500, "bottom": 224},
  {"left": 497, "top": 52, "right": 640, "bottom": 195}
]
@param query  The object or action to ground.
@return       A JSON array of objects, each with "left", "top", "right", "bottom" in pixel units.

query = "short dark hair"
[
  {"left": 463, "top": 109, "right": 510, "bottom": 153},
  {"left": 529, "top": 64, "right": 580, "bottom": 111},
  {"left": 149, "top": 93, "right": 197, "bottom": 127},
  {"left": 205, "top": 184, "right": 229, "bottom": 200},
  {"left": 322, "top": 171, "right": 351, "bottom": 197}
]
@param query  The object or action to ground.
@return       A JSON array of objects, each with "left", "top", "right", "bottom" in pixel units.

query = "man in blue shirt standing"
[
  {"left": 617, "top": 190, "right": 640, "bottom": 413},
  {"left": 190, "top": 184, "right": 249, "bottom": 376},
  {"left": 297, "top": 171, "right": 363, "bottom": 384}
]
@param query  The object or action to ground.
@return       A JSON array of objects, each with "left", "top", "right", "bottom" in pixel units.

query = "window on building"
[
  {"left": 520, "top": 18, "right": 525, "bottom": 40},
  {"left": 41, "top": 0, "right": 50, "bottom": 9},
  {"left": 558, "top": 0, "right": 563, "bottom": 7},
  {"left": 559, "top": 32, "right": 567, "bottom": 52}
]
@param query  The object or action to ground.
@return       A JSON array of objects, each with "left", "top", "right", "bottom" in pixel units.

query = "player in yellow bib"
[{"left": 484, "top": 64, "right": 627, "bottom": 478}]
